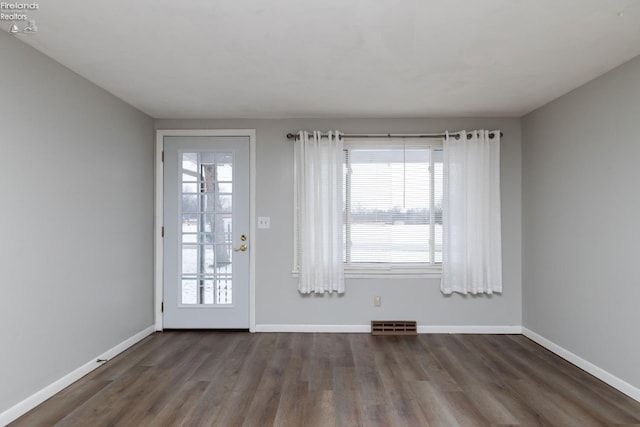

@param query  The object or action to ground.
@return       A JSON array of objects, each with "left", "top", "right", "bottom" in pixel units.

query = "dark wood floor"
[{"left": 10, "top": 332, "right": 640, "bottom": 427}]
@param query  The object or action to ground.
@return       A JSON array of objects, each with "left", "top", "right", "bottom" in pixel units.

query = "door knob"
[{"left": 233, "top": 244, "right": 247, "bottom": 252}]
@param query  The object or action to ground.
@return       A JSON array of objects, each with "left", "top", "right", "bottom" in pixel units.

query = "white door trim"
[{"left": 155, "top": 129, "right": 256, "bottom": 332}]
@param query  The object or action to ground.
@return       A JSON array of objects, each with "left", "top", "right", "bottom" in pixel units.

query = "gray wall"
[
  {"left": 0, "top": 34, "right": 154, "bottom": 413},
  {"left": 522, "top": 55, "right": 640, "bottom": 389},
  {"left": 156, "top": 118, "right": 522, "bottom": 328}
]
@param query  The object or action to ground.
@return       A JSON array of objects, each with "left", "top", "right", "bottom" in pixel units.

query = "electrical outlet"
[
  {"left": 258, "top": 216, "right": 270, "bottom": 229},
  {"left": 374, "top": 296, "right": 382, "bottom": 307}
]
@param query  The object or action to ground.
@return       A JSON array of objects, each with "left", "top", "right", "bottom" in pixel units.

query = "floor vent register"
[{"left": 371, "top": 320, "right": 417, "bottom": 336}]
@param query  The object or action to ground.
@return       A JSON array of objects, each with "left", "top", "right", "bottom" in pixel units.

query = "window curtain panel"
[
  {"left": 295, "top": 131, "right": 345, "bottom": 294},
  {"left": 441, "top": 130, "right": 502, "bottom": 294}
]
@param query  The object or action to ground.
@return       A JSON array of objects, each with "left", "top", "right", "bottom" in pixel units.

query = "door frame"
[{"left": 154, "top": 129, "right": 256, "bottom": 332}]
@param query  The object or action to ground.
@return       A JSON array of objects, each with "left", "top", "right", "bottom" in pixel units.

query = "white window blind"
[
  {"left": 294, "top": 137, "right": 443, "bottom": 276},
  {"left": 343, "top": 140, "right": 442, "bottom": 269}
]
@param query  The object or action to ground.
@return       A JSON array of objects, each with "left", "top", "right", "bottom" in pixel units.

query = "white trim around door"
[{"left": 155, "top": 129, "right": 257, "bottom": 332}]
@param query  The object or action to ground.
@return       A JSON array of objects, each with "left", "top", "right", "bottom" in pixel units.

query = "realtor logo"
[
  {"left": 6, "top": 18, "right": 36, "bottom": 33},
  {"left": 0, "top": 2, "right": 39, "bottom": 9},
  {"left": 2, "top": 1, "right": 38, "bottom": 34}
]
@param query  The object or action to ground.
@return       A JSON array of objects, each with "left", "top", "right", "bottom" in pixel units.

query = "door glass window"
[{"left": 180, "top": 152, "right": 233, "bottom": 305}]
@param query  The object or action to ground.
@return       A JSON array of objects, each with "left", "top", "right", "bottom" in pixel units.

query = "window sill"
[
  {"left": 345, "top": 271, "right": 441, "bottom": 279},
  {"left": 291, "top": 267, "right": 442, "bottom": 280}
]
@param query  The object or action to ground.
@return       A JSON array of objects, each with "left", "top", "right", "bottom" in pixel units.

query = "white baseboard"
[
  {"left": 418, "top": 325, "right": 522, "bottom": 334},
  {"left": 255, "top": 324, "right": 522, "bottom": 334},
  {"left": 0, "top": 325, "right": 155, "bottom": 426},
  {"left": 522, "top": 327, "right": 640, "bottom": 403},
  {"left": 255, "top": 324, "right": 371, "bottom": 333}
]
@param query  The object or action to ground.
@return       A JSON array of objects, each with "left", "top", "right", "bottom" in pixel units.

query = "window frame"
[{"left": 293, "top": 136, "right": 443, "bottom": 279}]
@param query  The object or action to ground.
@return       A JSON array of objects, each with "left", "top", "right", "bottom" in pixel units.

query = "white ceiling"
[{"left": 7, "top": 0, "right": 640, "bottom": 119}]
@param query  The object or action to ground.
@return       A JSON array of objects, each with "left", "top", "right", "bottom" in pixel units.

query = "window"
[
  {"left": 295, "top": 137, "right": 443, "bottom": 277},
  {"left": 343, "top": 139, "right": 443, "bottom": 274}
]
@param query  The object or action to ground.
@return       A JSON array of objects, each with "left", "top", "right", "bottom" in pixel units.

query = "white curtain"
[
  {"left": 441, "top": 130, "right": 502, "bottom": 294},
  {"left": 295, "top": 131, "right": 345, "bottom": 294}
]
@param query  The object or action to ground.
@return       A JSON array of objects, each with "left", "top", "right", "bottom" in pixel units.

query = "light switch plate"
[{"left": 258, "top": 216, "right": 270, "bottom": 229}]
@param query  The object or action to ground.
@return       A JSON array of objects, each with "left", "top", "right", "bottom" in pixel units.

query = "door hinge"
[
  {"left": 161, "top": 151, "right": 164, "bottom": 162},
  {"left": 161, "top": 302, "right": 164, "bottom": 312},
  {"left": 161, "top": 226, "right": 164, "bottom": 237}
]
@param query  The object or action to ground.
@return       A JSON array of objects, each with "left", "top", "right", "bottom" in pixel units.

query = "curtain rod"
[{"left": 286, "top": 131, "right": 503, "bottom": 140}]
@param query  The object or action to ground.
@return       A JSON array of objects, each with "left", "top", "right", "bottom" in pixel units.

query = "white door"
[{"left": 163, "top": 136, "right": 250, "bottom": 328}]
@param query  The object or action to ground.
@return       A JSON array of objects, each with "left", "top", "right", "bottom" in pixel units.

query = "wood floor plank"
[
  {"left": 207, "top": 333, "right": 277, "bottom": 427},
  {"left": 486, "top": 335, "right": 639, "bottom": 425},
  {"left": 241, "top": 340, "right": 291, "bottom": 426},
  {"left": 302, "top": 389, "right": 337, "bottom": 427},
  {"left": 9, "top": 332, "right": 640, "bottom": 427},
  {"left": 148, "top": 380, "right": 209, "bottom": 426},
  {"left": 404, "top": 335, "right": 463, "bottom": 392},
  {"left": 6, "top": 378, "right": 112, "bottom": 427},
  {"left": 446, "top": 335, "right": 542, "bottom": 425},
  {"left": 384, "top": 336, "right": 430, "bottom": 382},
  {"left": 509, "top": 378, "right": 607, "bottom": 427},
  {"left": 178, "top": 337, "right": 252, "bottom": 426},
  {"left": 410, "top": 380, "right": 466, "bottom": 427},
  {"left": 332, "top": 366, "right": 365, "bottom": 427},
  {"left": 351, "top": 341, "right": 395, "bottom": 427},
  {"left": 272, "top": 334, "right": 309, "bottom": 427},
  {"left": 88, "top": 333, "right": 169, "bottom": 382},
  {"left": 272, "top": 380, "right": 309, "bottom": 427},
  {"left": 451, "top": 336, "right": 554, "bottom": 426},
  {"left": 373, "top": 349, "right": 432, "bottom": 427},
  {"left": 455, "top": 382, "right": 519, "bottom": 425},
  {"left": 453, "top": 335, "right": 596, "bottom": 426},
  {"left": 187, "top": 332, "right": 244, "bottom": 381},
  {"left": 506, "top": 335, "right": 640, "bottom": 423},
  {"left": 425, "top": 337, "right": 517, "bottom": 425},
  {"left": 55, "top": 365, "right": 157, "bottom": 426}
]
